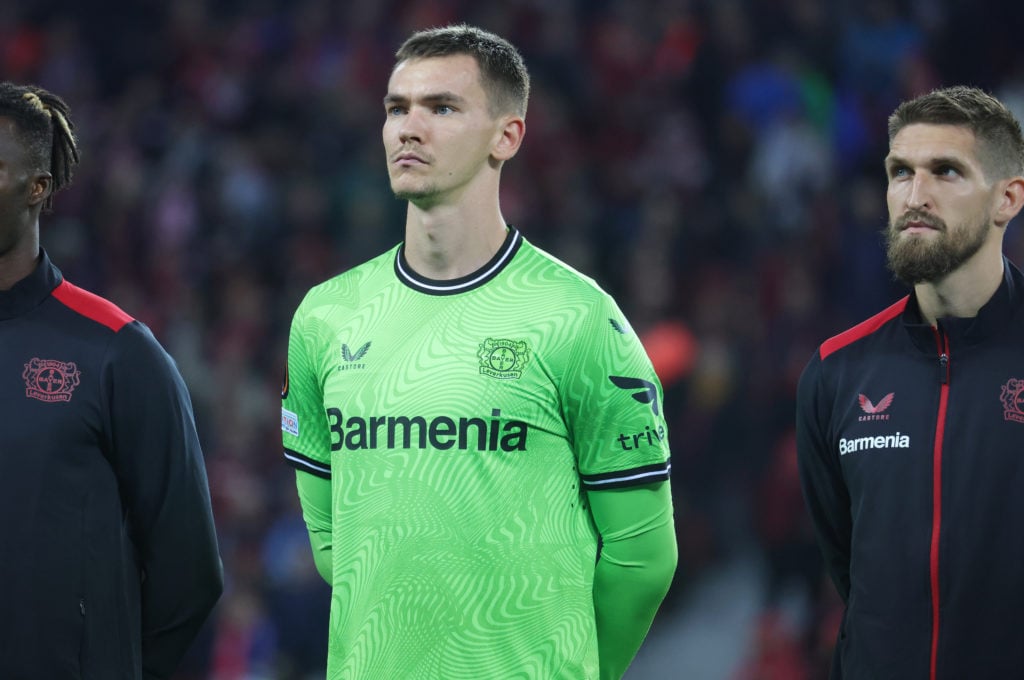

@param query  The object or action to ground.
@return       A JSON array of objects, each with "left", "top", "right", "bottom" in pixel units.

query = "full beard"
[{"left": 885, "top": 211, "right": 991, "bottom": 285}]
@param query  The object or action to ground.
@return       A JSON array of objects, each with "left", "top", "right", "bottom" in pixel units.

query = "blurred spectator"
[
  {"left": 731, "top": 610, "right": 812, "bottom": 680},
  {"left": 4, "top": 0, "right": 1020, "bottom": 675}
]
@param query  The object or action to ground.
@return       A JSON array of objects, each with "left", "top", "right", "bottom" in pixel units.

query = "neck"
[
  {"left": 0, "top": 227, "right": 40, "bottom": 291},
  {"left": 402, "top": 199, "right": 509, "bottom": 280},
  {"left": 914, "top": 243, "right": 1004, "bottom": 325}
]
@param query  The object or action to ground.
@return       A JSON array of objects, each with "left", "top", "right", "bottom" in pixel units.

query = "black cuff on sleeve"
[
  {"left": 581, "top": 461, "right": 671, "bottom": 491},
  {"left": 284, "top": 448, "right": 331, "bottom": 479}
]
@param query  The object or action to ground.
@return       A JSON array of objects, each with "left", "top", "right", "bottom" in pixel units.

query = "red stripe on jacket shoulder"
[
  {"left": 51, "top": 279, "right": 134, "bottom": 332},
  {"left": 819, "top": 296, "right": 909, "bottom": 360}
]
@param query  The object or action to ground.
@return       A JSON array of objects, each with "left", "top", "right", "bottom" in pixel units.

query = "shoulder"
[
  {"left": 513, "top": 238, "right": 614, "bottom": 303},
  {"left": 46, "top": 278, "right": 178, "bottom": 373},
  {"left": 50, "top": 279, "right": 134, "bottom": 332},
  {"left": 296, "top": 247, "right": 399, "bottom": 317},
  {"left": 799, "top": 297, "right": 909, "bottom": 406},
  {"left": 818, "top": 296, "right": 909, "bottom": 362}
]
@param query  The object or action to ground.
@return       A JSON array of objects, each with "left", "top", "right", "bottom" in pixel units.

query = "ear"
[
  {"left": 491, "top": 115, "right": 525, "bottom": 163},
  {"left": 994, "top": 176, "right": 1024, "bottom": 227},
  {"left": 27, "top": 173, "right": 52, "bottom": 208}
]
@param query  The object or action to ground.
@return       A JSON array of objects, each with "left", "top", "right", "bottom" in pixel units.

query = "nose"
[
  {"left": 905, "top": 173, "right": 932, "bottom": 210},
  {"left": 398, "top": 108, "right": 425, "bottom": 145}
]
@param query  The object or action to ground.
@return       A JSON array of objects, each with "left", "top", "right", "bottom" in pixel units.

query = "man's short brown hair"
[
  {"left": 888, "top": 86, "right": 1024, "bottom": 180},
  {"left": 395, "top": 24, "right": 530, "bottom": 118}
]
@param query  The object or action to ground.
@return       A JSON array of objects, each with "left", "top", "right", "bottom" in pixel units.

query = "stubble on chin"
[{"left": 391, "top": 176, "right": 440, "bottom": 206}]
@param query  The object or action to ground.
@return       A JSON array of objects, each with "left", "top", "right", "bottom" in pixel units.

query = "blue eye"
[{"left": 435, "top": 105, "right": 453, "bottom": 115}]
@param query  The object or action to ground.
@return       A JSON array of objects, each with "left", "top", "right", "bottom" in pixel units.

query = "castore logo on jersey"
[
  {"left": 23, "top": 358, "right": 81, "bottom": 403},
  {"left": 858, "top": 392, "right": 894, "bottom": 421},
  {"left": 339, "top": 341, "right": 371, "bottom": 371}
]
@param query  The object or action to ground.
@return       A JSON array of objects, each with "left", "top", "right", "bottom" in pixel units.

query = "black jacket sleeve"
[
  {"left": 102, "top": 322, "right": 223, "bottom": 679},
  {"left": 795, "top": 351, "right": 852, "bottom": 602}
]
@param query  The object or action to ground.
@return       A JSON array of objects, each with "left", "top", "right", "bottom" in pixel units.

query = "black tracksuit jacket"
[
  {"left": 797, "top": 258, "right": 1024, "bottom": 679},
  {"left": 0, "top": 251, "right": 223, "bottom": 679}
]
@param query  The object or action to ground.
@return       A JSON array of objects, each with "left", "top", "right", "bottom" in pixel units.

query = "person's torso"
[
  {"left": 292, "top": 235, "right": 670, "bottom": 679},
  {"left": 0, "top": 274, "right": 142, "bottom": 679},
  {"left": 825, "top": 297, "right": 1024, "bottom": 679}
]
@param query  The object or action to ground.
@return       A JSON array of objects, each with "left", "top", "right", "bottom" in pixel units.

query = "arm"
[
  {"left": 105, "top": 324, "right": 223, "bottom": 680},
  {"left": 281, "top": 299, "right": 336, "bottom": 584},
  {"left": 588, "top": 481, "right": 677, "bottom": 680},
  {"left": 795, "top": 353, "right": 852, "bottom": 601},
  {"left": 557, "top": 292, "right": 674, "bottom": 676},
  {"left": 295, "top": 470, "right": 333, "bottom": 582}
]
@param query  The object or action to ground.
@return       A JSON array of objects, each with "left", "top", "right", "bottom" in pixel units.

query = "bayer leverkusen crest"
[
  {"left": 478, "top": 338, "right": 530, "bottom": 380},
  {"left": 23, "top": 358, "right": 81, "bottom": 403},
  {"left": 1000, "top": 378, "right": 1024, "bottom": 424}
]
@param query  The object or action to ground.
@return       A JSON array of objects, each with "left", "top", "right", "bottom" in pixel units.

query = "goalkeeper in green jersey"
[{"left": 282, "top": 24, "right": 677, "bottom": 680}]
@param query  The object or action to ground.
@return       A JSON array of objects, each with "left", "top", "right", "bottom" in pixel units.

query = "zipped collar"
[
  {"left": 903, "top": 256, "right": 1022, "bottom": 353},
  {"left": 394, "top": 226, "right": 522, "bottom": 295},
  {"left": 0, "top": 249, "right": 61, "bottom": 321}
]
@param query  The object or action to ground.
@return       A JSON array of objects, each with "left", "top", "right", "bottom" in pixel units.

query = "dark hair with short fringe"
[
  {"left": 0, "top": 82, "right": 80, "bottom": 211},
  {"left": 888, "top": 86, "right": 1024, "bottom": 180},
  {"left": 395, "top": 24, "right": 530, "bottom": 118}
]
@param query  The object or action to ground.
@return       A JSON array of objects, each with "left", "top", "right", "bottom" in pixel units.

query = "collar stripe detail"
[
  {"left": 51, "top": 280, "right": 133, "bottom": 332},
  {"left": 395, "top": 228, "right": 522, "bottom": 295},
  {"left": 820, "top": 296, "right": 909, "bottom": 360}
]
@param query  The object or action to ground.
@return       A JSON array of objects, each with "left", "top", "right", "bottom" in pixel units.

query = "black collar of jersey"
[
  {"left": 394, "top": 226, "right": 523, "bottom": 295},
  {"left": 903, "top": 256, "right": 1023, "bottom": 351},
  {"left": 0, "top": 248, "right": 62, "bottom": 321}
]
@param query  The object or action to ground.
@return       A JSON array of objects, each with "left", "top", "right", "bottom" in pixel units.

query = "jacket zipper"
[{"left": 929, "top": 328, "right": 950, "bottom": 680}]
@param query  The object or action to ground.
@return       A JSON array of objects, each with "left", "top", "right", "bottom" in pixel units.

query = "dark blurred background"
[{"left": 6, "top": 1, "right": 1024, "bottom": 678}]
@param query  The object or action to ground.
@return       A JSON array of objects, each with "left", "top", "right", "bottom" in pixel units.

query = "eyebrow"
[
  {"left": 885, "top": 155, "right": 968, "bottom": 171},
  {"left": 383, "top": 91, "right": 467, "bottom": 107}
]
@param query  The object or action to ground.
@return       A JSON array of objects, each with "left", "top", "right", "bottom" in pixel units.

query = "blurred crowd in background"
[{"left": 5, "top": 0, "right": 1024, "bottom": 678}]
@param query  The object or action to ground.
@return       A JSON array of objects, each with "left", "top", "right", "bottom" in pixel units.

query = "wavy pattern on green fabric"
[{"left": 283, "top": 238, "right": 667, "bottom": 678}]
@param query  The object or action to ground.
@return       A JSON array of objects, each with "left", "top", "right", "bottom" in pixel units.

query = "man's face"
[
  {"left": 382, "top": 54, "right": 504, "bottom": 207},
  {"left": 0, "top": 117, "right": 38, "bottom": 257},
  {"left": 885, "top": 123, "right": 1000, "bottom": 284}
]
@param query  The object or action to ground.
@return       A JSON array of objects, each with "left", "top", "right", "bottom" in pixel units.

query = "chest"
[
  {"left": 316, "top": 293, "right": 572, "bottom": 424},
  {"left": 0, "top": 322, "right": 105, "bottom": 474},
  {"left": 831, "top": 341, "right": 1024, "bottom": 495}
]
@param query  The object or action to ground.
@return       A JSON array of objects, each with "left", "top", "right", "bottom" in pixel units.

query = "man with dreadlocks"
[{"left": 0, "top": 82, "right": 223, "bottom": 678}]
